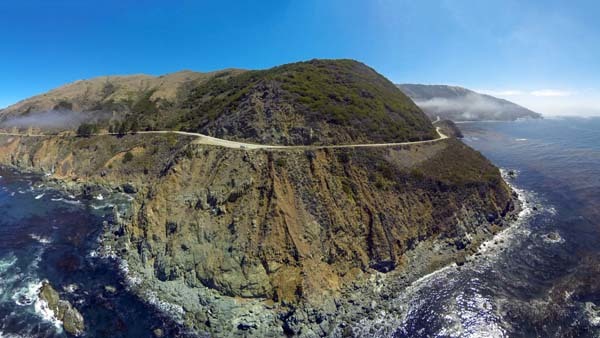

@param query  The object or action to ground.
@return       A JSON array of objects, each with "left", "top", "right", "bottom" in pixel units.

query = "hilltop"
[
  {"left": 1, "top": 60, "right": 436, "bottom": 145},
  {"left": 398, "top": 84, "right": 542, "bottom": 121}
]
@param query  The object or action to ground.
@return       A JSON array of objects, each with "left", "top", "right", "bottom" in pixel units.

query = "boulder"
[{"left": 39, "top": 282, "right": 85, "bottom": 336}]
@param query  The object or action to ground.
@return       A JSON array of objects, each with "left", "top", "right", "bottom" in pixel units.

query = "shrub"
[
  {"left": 122, "top": 151, "right": 134, "bottom": 163},
  {"left": 275, "top": 158, "right": 286, "bottom": 167},
  {"left": 76, "top": 123, "right": 98, "bottom": 137}
]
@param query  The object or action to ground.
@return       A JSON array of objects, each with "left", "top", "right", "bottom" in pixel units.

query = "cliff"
[{"left": 0, "top": 131, "right": 515, "bottom": 336}]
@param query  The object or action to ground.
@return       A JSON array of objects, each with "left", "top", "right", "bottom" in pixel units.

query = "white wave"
[
  {"left": 0, "top": 254, "right": 17, "bottom": 273},
  {"left": 91, "top": 203, "right": 114, "bottom": 210},
  {"left": 33, "top": 287, "right": 63, "bottom": 331},
  {"left": 0, "top": 331, "right": 37, "bottom": 338},
  {"left": 29, "top": 234, "right": 51, "bottom": 244},
  {"left": 34, "top": 194, "right": 44, "bottom": 200},
  {"left": 63, "top": 284, "right": 79, "bottom": 293},
  {"left": 121, "top": 193, "right": 135, "bottom": 201},
  {"left": 515, "top": 138, "right": 528, "bottom": 141},
  {"left": 585, "top": 302, "right": 600, "bottom": 327},
  {"left": 142, "top": 289, "right": 185, "bottom": 322},
  {"left": 349, "top": 178, "right": 539, "bottom": 337},
  {"left": 95, "top": 194, "right": 104, "bottom": 201},
  {"left": 541, "top": 231, "right": 564, "bottom": 244},
  {"left": 12, "top": 280, "right": 42, "bottom": 307},
  {"left": 51, "top": 198, "right": 81, "bottom": 205}
]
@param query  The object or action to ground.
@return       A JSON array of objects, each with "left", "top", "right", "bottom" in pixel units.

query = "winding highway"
[{"left": 0, "top": 127, "right": 448, "bottom": 150}]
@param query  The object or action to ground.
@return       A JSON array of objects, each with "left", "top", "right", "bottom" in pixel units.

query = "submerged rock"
[
  {"left": 38, "top": 281, "right": 85, "bottom": 336},
  {"left": 153, "top": 328, "right": 164, "bottom": 337}
]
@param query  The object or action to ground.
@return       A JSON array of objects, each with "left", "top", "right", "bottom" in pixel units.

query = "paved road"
[{"left": 0, "top": 127, "right": 448, "bottom": 150}]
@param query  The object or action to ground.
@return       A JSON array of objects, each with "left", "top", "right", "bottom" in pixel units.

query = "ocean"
[
  {"left": 0, "top": 170, "right": 191, "bottom": 337},
  {"left": 1, "top": 117, "right": 600, "bottom": 337},
  {"left": 354, "top": 117, "right": 600, "bottom": 337}
]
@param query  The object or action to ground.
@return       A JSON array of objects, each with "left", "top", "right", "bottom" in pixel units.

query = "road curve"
[{"left": 0, "top": 127, "right": 448, "bottom": 150}]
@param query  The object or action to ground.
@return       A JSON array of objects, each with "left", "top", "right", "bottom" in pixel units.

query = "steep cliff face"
[
  {"left": 130, "top": 139, "right": 512, "bottom": 304},
  {"left": 0, "top": 132, "right": 514, "bottom": 335}
]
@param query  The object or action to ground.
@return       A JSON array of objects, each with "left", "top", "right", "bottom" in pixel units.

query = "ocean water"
[
  {"left": 354, "top": 117, "right": 600, "bottom": 337},
  {"left": 0, "top": 169, "right": 191, "bottom": 337}
]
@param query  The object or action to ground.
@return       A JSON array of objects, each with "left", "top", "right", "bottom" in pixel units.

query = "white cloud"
[
  {"left": 473, "top": 88, "right": 600, "bottom": 116},
  {"left": 530, "top": 89, "right": 572, "bottom": 97},
  {"left": 479, "top": 89, "right": 524, "bottom": 97}
]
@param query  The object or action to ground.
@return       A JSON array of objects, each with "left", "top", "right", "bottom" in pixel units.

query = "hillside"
[
  {"left": 1, "top": 60, "right": 436, "bottom": 145},
  {"left": 0, "top": 69, "right": 245, "bottom": 129},
  {"left": 398, "top": 84, "right": 542, "bottom": 121}
]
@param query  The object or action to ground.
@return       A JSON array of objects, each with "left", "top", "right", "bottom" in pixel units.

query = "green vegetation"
[
  {"left": 417, "top": 139, "right": 502, "bottom": 185},
  {"left": 275, "top": 158, "right": 287, "bottom": 167},
  {"left": 122, "top": 151, "right": 134, "bottom": 163},
  {"left": 102, "top": 81, "right": 116, "bottom": 98},
  {"left": 4, "top": 59, "right": 436, "bottom": 145},
  {"left": 109, "top": 117, "right": 140, "bottom": 136},
  {"left": 179, "top": 59, "right": 436, "bottom": 143},
  {"left": 76, "top": 123, "right": 99, "bottom": 137},
  {"left": 132, "top": 89, "right": 159, "bottom": 116},
  {"left": 53, "top": 100, "right": 73, "bottom": 111}
]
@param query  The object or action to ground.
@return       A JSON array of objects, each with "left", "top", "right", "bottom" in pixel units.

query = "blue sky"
[{"left": 1, "top": 0, "right": 599, "bottom": 115}]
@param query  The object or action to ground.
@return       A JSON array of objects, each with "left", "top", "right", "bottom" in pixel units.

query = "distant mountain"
[{"left": 397, "top": 84, "right": 542, "bottom": 121}]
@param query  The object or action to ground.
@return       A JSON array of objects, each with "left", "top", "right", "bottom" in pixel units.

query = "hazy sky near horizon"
[{"left": 1, "top": 0, "right": 599, "bottom": 116}]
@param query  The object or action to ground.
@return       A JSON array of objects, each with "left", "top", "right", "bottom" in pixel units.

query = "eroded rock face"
[
  {"left": 38, "top": 282, "right": 85, "bottom": 336},
  {"left": 1, "top": 133, "right": 514, "bottom": 335},
  {"left": 125, "top": 139, "right": 512, "bottom": 306}
]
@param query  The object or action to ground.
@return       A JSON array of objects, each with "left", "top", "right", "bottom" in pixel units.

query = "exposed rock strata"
[{"left": 0, "top": 133, "right": 516, "bottom": 336}]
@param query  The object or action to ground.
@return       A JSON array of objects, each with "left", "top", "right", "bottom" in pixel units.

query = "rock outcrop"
[{"left": 38, "top": 282, "right": 85, "bottom": 336}]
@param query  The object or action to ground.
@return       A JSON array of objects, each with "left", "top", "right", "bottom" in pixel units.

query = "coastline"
[
  {"left": 335, "top": 170, "right": 527, "bottom": 336},
  {"left": 0, "top": 133, "right": 522, "bottom": 336},
  {"left": 6, "top": 163, "right": 523, "bottom": 337}
]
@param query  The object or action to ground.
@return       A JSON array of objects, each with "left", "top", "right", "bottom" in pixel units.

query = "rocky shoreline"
[
  {"left": 12, "top": 165, "right": 521, "bottom": 337},
  {"left": 102, "top": 177, "right": 521, "bottom": 338},
  {"left": 0, "top": 132, "right": 520, "bottom": 337}
]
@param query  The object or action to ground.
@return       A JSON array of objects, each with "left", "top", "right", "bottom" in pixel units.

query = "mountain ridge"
[
  {"left": 398, "top": 83, "right": 542, "bottom": 121},
  {"left": 1, "top": 60, "right": 436, "bottom": 145}
]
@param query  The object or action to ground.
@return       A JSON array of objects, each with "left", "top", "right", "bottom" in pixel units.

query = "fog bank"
[{"left": 0, "top": 110, "right": 108, "bottom": 129}]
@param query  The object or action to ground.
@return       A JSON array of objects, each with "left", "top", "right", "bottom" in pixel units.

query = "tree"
[
  {"left": 122, "top": 151, "right": 134, "bottom": 163},
  {"left": 117, "top": 121, "right": 128, "bottom": 136},
  {"left": 130, "top": 119, "right": 140, "bottom": 134},
  {"left": 76, "top": 123, "right": 97, "bottom": 137}
]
